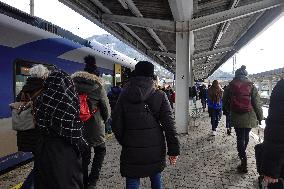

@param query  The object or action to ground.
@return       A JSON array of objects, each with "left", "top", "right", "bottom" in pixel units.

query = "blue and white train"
[
  {"left": 0, "top": 13, "right": 136, "bottom": 118},
  {"left": 0, "top": 9, "right": 135, "bottom": 166}
]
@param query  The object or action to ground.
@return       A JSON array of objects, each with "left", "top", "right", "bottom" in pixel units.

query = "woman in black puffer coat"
[
  {"left": 261, "top": 79, "right": 284, "bottom": 184},
  {"left": 112, "top": 61, "right": 180, "bottom": 189}
]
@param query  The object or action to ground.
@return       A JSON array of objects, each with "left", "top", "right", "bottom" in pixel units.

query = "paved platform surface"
[
  {"left": 97, "top": 112, "right": 260, "bottom": 189},
  {"left": 0, "top": 111, "right": 261, "bottom": 189}
]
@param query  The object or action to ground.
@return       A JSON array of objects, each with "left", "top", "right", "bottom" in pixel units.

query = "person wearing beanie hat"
[
  {"left": 72, "top": 55, "right": 111, "bottom": 188},
  {"left": 235, "top": 65, "right": 248, "bottom": 78},
  {"left": 134, "top": 61, "right": 155, "bottom": 77},
  {"left": 112, "top": 61, "right": 180, "bottom": 188},
  {"left": 84, "top": 55, "right": 100, "bottom": 76},
  {"left": 223, "top": 65, "right": 263, "bottom": 174}
]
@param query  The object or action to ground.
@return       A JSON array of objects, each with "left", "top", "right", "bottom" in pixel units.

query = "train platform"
[{"left": 0, "top": 106, "right": 262, "bottom": 189}]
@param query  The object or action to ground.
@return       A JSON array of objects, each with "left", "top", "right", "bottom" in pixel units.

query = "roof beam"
[
  {"left": 103, "top": 0, "right": 283, "bottom": 33},
  {"left": 90, "top": 0, "right": 151, "bottom": 50},
  {"left": 190, "top": 0, "right": 284, "bottom": 31},
  {"left": 203, "top": 0, "right": 240, "bottom": 65},
  {"left": 147, "top": 50, "right": 175, "bottom": 58},
  {"left": 209, "top": 5, "right": 284, "bottom": 76},
  {"left": 119, "top": 0, "right": 168, "bottom": 51},
  {"left": 193, "top": 47, "right": 233, "bottom": 60},
  {"left": 147, "top": 47, "right": 233, "bottom": 60},
  {"left": 102, "top": 13, "right": 175, "bottom": 33}
]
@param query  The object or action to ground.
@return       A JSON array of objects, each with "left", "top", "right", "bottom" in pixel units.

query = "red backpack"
[
  {"left": 230, "top": 80, "right": 253, "bottom": 113},
  {"left": 79, "top": 94, "right": 97, "bottom": 122}
]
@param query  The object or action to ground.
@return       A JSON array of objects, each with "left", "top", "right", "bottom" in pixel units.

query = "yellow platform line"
[{"left": 11, "top": 182, "right": 22, "bottom": 189}]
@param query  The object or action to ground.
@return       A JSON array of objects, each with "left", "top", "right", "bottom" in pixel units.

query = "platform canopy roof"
[{"left": 59, "top": 0, "right": 284, "bottom": 80}]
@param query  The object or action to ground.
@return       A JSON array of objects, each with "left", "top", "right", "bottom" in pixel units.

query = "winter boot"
[{"left": 237, "top": 158, "right": 248, "bottom": 173}]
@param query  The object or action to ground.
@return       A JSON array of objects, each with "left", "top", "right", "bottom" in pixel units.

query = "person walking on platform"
[
  {"left": 260, "top": 79, "right": 284, "bottom": 185},
  {"left": 72, "top": 55, "right": 111, "bottom": 189},
  {"left": 222, "top": 85, "right": 232, "bottom": 135},
  {"left": 199, "top": 84, "right": 208, "bottom": 112},
  {"left": 112, "top": 61, "right": 180, "bottom": 189},
  {"left": 33, "top": 68, "right": 87, "bottom": 189},
  {"left": 106, "top": 84, "right": 122, "bottom": 134},
  {"left": 223, "top": 65, "right": 263, "bottom": 173},
  {"left": 207, "top": 80, "right": 223, "bottom": 136},
  {"left": 15, "top": 64, "right": 49, "bottom": 189}
]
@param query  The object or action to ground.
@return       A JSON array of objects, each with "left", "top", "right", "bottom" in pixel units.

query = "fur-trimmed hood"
[
  {"left": 71, "top": 71, "right": 103, "bottom": 86},
  {"left": 71, "top": 71, "right": 104, "bottom": 94}
]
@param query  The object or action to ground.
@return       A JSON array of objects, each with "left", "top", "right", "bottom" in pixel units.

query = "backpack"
[
  {"left": 9, "top": 89, "right": 42, "bottom": 131},
  {"left": 230, "top": 80, "right": 253, "bottom": 113},
  {"left": 79, "top": 93, "right": 97, "bottom": 122}
]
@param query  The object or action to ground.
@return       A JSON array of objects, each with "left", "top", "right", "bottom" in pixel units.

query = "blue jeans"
[
  {"left": 210, "top": 109, "right": 221, "bottom": 131},
  {"left": 235, "top": 128, "right": 251, "bottom": 160},
  {"left": 105, "top": 118, "right": 112, "bottom": 134},
  {"left": 126, "top": 172, "right": 163, "bottom": 189}
]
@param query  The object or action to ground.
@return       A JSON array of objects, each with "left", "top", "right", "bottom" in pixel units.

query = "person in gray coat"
[{"left": 72, "top": 55, "right": 111, "bottom": 189}]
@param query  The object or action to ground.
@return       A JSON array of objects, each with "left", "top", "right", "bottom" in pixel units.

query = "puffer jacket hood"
[
  {"left": 123, "top": 76, "right": 155, "bottom": 103},
  {"left": 71, "top": 71, "right": 103, "bottom": 93}
]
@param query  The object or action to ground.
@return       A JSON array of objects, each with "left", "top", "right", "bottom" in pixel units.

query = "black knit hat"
[
  {"left": 235, "top": 65, "right": 248, "bottom": 77},
  {"left": 84, "top": 55, "right": 100, "bottom": 76},
  {"left": 135, "top": 61, "right": 154, "bottom": 77}
]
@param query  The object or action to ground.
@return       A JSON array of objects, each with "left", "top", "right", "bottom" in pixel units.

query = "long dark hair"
[{"left": 208, "top": 80, "right": 223, "bottom": 103}]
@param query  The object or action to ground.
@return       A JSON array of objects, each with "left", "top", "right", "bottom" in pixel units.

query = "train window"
[
  {"left": 14, "top": 61, "right": 34, "bottom": 98},
  {"left": 102, "top": 73, "right": 113, "bottom": 93},
  {"left": 14, "top": 60, "right": 53, "bottom": 99}
]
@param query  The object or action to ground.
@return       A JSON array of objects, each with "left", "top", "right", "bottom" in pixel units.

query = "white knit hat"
[{"left": 29, "top": 64, "right": 49, "bottom": 78}]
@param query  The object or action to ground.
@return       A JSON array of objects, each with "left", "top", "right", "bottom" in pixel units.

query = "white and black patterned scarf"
[{"left": 34, "top": 69, "right": 86, "bottom": 149}]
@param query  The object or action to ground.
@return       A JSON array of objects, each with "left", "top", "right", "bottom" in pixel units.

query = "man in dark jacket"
[
  {"left": 223, "top": 65, "right": 263, "bottom": 173},
  {"left": 72, "top": 55, "right": 111, "bottom": 189},
  {"left": 112, "top": 61, "right": 180, "bottom": 189},
  {"left": 261, "top": 79, "right": 284, "bottom": 184}
]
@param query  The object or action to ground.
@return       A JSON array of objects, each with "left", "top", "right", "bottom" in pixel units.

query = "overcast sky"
[{"left": 1, "top": 0, "right": 284, "bottom": 75}]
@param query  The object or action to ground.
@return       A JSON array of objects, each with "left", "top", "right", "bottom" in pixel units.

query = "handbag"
[{"left": 9, "top": 89, "right": 42, "bottom": 131}]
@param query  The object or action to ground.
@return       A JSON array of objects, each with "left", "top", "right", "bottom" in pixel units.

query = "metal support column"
[
  {"left": 268, "top": 78, "right": 273, "bottom": 96},
  {"left": 175, "top": 21, "right": 192, "bottom": 134},
  {"left": 30, "top": 0, "right": 34, "bottom": 16}
]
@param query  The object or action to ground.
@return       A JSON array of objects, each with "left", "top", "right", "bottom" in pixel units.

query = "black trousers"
[
  {"left": 82, "top": 143, "right": 106, "bottom": 186},
  {"left": 235, "top": 128, "right": 251, "bottom": 160},
  {"left": 34, "top": 136, "right": 84, "bottom": 189}
]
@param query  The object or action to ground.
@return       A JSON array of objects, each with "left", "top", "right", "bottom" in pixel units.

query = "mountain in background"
[
  {"left": 87, "top": 34, "right": 174, "bottom": 78},
  {"left": 87, "top": 34, "right": 147, "bottom": 61},
  {"left": 208, "top": 69, "right": 234, "bottom": 81}
]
